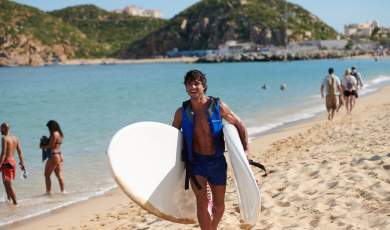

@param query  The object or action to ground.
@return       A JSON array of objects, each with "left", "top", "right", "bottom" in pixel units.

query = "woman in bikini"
[{"left": 40, "top": 120, "right": 64, "bottom": 194}]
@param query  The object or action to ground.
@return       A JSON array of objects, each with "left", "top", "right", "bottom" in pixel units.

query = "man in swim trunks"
[
  {"left": 321, "top": 68, "right": 343, "bottom": 121},
  {"left": 0, "top": 123, "right": 25, "bottom": 205},
  {"left": 172, "top": 70, "right": 250, "bottom": 230}
]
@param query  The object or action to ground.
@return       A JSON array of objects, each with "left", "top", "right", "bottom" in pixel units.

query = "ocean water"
[{"left": 1, "top": 58, "right": 390, "bottom": 225}]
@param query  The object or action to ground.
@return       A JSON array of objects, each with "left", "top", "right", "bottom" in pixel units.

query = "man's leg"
[
  {"left": 4, "top": 181, "right": 17, "bottom": 205},
  {"left": 191, "top": 175, "right": 211, "bottom": 230},
  {"left": 210, "top": 184, "right": 226, "bottom": 230},
  {"left": 326, "top": 107, "right": 331, "bottom": 120},
  {"left": 351, "top": 96, "right": 356, "bottom": 113},
  {"left": 330, "top": 109, "right": 335, "bottom": 121},
  {"left": 3, "top": 180, "right": 11, "bottom": 201}
]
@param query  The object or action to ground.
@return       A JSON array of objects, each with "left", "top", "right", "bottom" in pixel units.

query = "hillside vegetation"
[
  {"left": 50, "top": 5, "right": 166, "bottom": 56},
  {"left": 119, "top": 0, "right": 338, "bottom": 58},
  {"left": 0, "top": 0, "right": 102, "bottom": 65}
]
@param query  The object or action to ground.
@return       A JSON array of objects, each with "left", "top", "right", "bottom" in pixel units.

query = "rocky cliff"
[{"left": 0, "top": 0, "right": 102, "bottom": 66}]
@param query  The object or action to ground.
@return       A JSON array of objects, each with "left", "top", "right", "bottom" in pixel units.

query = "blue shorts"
[{"left": 191, "top": 153, "right": 227, "bottom": 186}]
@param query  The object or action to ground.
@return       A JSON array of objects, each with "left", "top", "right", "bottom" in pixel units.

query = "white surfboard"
[
  {"left": 108, "top": 121, "right": 261, "bottom": 225},
  {"left": 107, "top": 121, "right": 197, "bottom": 224},
  {"left": 223, "top": 123, "right": 261, "bottom": 225}
]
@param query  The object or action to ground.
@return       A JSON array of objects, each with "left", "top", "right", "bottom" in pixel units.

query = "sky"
[{"left": 12, "top": 0, "right": 390, "bottom": 33}]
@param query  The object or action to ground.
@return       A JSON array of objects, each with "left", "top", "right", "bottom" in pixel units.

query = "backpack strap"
[
  {"left": 248, "top": 159, "right": 267, "bottom": 176},
  {"left": 181, "top": 100, "right": 202, "bottom": 190}
]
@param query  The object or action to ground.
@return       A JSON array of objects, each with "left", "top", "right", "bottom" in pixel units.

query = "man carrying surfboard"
[{"left": 172, "top": 69, "right": 250, "bottom": 230}]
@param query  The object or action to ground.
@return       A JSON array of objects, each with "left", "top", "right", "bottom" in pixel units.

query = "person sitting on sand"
[
  {"left": 321, "top": 68, "right": 343, "bottom": 121},
  {"left": 40, "top": 120, "right": 65, "bottom": 194},
  {"left": 0, "top": 123, "right": 25, "bottom": 205},
  {"left": 341, "top": 69, "right": 358, "bottom": 115}
]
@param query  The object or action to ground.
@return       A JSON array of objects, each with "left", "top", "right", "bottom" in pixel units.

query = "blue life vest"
[{"left": 181, "top": 96, "right": 225, "bottom": 163}]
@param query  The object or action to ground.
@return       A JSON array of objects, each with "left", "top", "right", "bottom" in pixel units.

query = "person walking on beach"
[
  {"left": 172, "top": 70, "right": 249, "bottom": 230},
  {"left": 321, "top": 68, "right": 343, "bottom": 121},
  {"left": 0, "top": 123, "right": 25, "bottom": 205},
  {"left": 40, "top": 120, "right": 65, "bottom": 194},
  {"left": 351, "top": 66, "right": 364, "bottom": 98},
  {"left": 341, "top": 69, "right": 358, "bottom": 115}
]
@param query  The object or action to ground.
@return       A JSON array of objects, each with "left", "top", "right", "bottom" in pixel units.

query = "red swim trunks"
[{"left": 1, "top": 159, "right": 16, "bottom": 182}]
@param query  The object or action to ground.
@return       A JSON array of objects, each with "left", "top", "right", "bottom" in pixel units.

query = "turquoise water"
[{"left": 1, "top": 58, "right": 390, "bottom": 225}]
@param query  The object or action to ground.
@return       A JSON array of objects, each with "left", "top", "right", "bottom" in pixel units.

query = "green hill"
[
  {"left": 119, "top": 0, "right": 338, "bottom": 58},
  {"left": 0, "top": 0, "right": 103, "bottom": 65},
  {"left": 50, "top": 5, "right": 166, "bottom": 56}
]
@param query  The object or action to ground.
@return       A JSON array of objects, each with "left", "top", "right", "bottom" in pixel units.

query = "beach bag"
[{"left": 327, "top": 76, "right": 335, "bottom": 95}]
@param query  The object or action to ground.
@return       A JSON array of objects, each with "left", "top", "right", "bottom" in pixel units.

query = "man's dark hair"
[
  {"left": 184, "top": 70, "right": 207, "bottom": 93},
  {"left": 328, "top": 68, "right": 334, "bottom": 74}
]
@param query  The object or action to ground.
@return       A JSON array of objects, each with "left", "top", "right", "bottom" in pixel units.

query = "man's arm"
[
  {"left": 172, "top": 107, "right": 182, "bottom": 130},
  {"left": 219, "top": 100, "right": 249, "bottom": 153},
  {"left": 16, "top": 139, "right": 25, "bottom": 170},
  {"left": 320, "top": 84, "right": 324, "bottom": 98},
  {"left": 336, "top": 79, "right": 343, "bottom": 96},
  {"left": 357, "top": 73, "right": 364, "bottom": 88},
  {"left": 0, "top": 137, "right": 6, "bottom": 168}
]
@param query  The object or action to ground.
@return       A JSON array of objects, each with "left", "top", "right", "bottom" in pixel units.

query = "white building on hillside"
[
  {"left": 113, "top": 5, "right": 162, "bottom": 18},
  {"left": 344, "top": 21, "right": 379, "bottom": 37}
]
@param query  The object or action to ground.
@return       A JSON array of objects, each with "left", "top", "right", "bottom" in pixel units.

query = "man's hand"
[{"left": 19, "top": 162, "right": 25, "bottom": 171}]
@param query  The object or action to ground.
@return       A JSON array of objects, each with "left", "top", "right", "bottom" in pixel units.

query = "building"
[
  {"left": 113, "top": 5, "right": 162, "bottom": 18},
  {"left": 218, "top": 40, "right": 257, "bottom": 54},
  {"left": 344, "top": 21, "right": 379, "bottom": 37},
  {"left": 299, "top": 40, "right": 348, "bottom": 50}
]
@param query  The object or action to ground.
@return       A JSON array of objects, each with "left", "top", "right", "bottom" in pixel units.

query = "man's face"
[{"left": 185, "top": 79, "right": 205, "bottom": 99}]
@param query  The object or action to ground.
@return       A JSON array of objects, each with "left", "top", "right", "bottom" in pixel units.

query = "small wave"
[
  {"left": 0, "top": 184, "right": 118, "bottom": 227},
  {"left": 248, "top": 105, "right": 324, "bottom": 138},
  {"left": 370, "top": 75, "right": 390, "bottom": 85}
]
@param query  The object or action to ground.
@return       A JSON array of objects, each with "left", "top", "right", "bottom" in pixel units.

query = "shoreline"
[
  {"left": 6, "top": 85, "right": 390, "bottom": 229},
  {"left": 2, "top": 54, "right": 389, "bottom": 68},
  {"left": 59, "top": 57, "right": 199, "bottom": 66},
  {"left": 50, "top": 54, "right": 390, "bottom": 66}
]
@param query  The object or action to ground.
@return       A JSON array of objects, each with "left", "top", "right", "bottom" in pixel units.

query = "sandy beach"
[{"left": 7, "top": 86, "right": 390, "bottom": 230}]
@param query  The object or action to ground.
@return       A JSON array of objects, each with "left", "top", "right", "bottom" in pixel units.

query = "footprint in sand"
[
  {"left": 383, "top": 164, "right": 390, "bottom": 170},
  {"left": 276, "top": 201, "right": 290, "bottom": 207},
  {"left": 369, "top": 155, "right": 382, "bottom": 161},
  {"left": 310, "top": 217, "right": 320, "bottom": 228},
  {"left": 303, "top": 189, "right": 318, "bottom": 196},
  {"left": 327, "top": 181, "right": 338, "bottom": 189}
]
